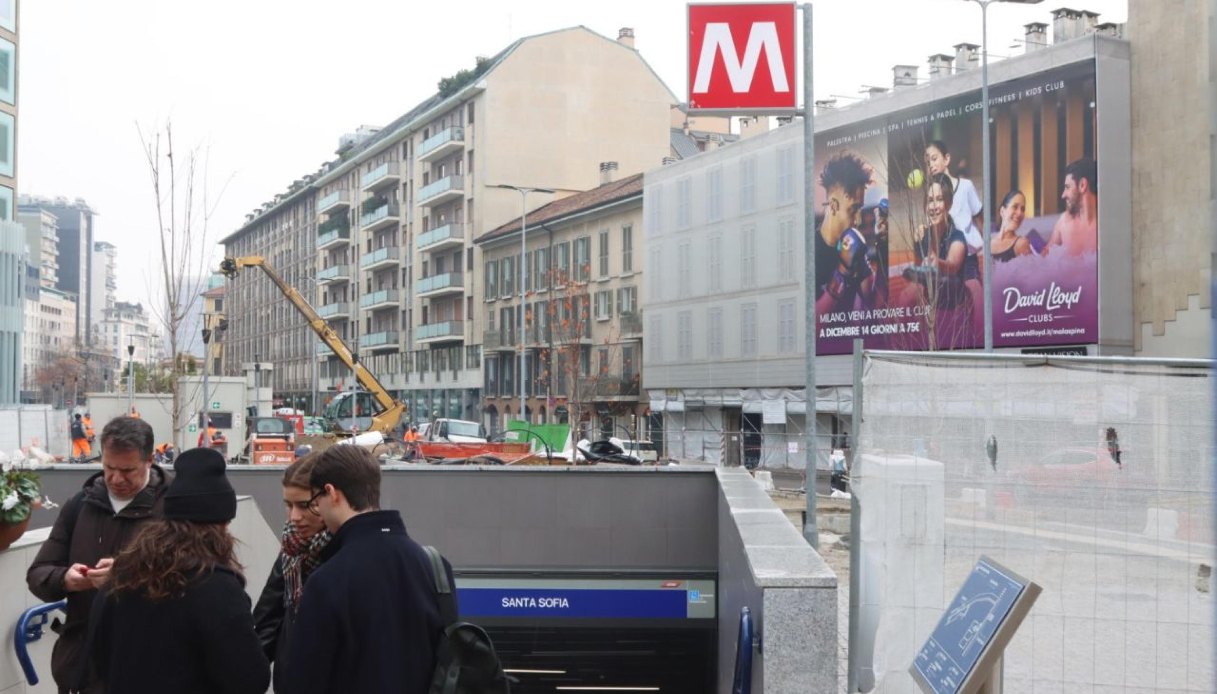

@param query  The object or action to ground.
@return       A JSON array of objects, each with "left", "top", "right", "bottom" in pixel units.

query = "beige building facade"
[
  {"left": 225, "top": 26, "right": 675, "bottom": 421},
  {"left": 1128, "top": 0, "right": 1213, "bottom": 357},
  {"left": 476, "top": 172, "right": 645, "bottom": 437}
]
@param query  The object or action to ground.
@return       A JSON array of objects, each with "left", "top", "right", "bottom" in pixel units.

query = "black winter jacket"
[
  {"left": 283, "top": 510, "right": 451, "bottom": 694},
  {"left": 25, "top": 467, "right": 169, "bottom": 693},
  {"left": 91, "top": 565, "right": 270, "bottom": 694},
  {"left": 252, "top": 554, "right": 296, "bottom": 693}
]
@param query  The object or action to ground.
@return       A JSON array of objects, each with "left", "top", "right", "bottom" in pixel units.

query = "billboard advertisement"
[{"left": 813, "top": 60, "right": 1098, "bottom": 355}]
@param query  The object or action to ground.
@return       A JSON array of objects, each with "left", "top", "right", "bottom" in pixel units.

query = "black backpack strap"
[{"left": 423, "top": 545, "right": 458, "bottom": 626}]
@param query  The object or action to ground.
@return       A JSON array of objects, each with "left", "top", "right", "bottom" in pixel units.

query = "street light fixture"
[
  {"left": 964, "top": 0, "right": 1044, "bottom": 352},
  {"left": 492, "top": 184, "right": 556, "bottom": 424}
]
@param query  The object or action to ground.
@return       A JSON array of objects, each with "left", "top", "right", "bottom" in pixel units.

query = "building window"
[
  {"left": 707, "top": 307, "right": 723, "bottom": 359},
  {"left": 621, "top": 225, "right": 634, "bottom": 273},
  {"left": 778, "top": 299, "right": 796, "bottom": 353},
  {"left": 594, "top": 290, "right": 612, "bottom": 320},
  {"left": 676, "top": 177, "right": 692, "bottom": 229},
  {"left": 598, "top": 229, "right": 610, "bottom": 277},
  {"left": 707, "top": 234, "right": 722, "bottom": 292},
  {"left": 0, "top": 0, "right": 12, "bottom": 31},
  {"left": 741, "top": 303, "right": 757, "bottom": 357},
  {"left": 648, "top": 315, "right": 663, "bottom": 363},
  {"left": 647, "top": 186, "right": 663, "bottom": 235},
  {"left": 0, "top": 185, "right": 11, "bottom": 223},
  {"left": 616, "top": 286, "right": 637, "bottom": 315},
  {"left": 554, "top": 242, "right": 570, "bottom": 284},
  {"left": 622, "top": 345, "right": 637, "bottom": 382},
  {"left": 0, "top": 38, "right": 14, "bottom": 106},
  {"left": 778, "top": 218, "right": 796, "bottom": 281},
  {"left": 677, "top": 310, "right": 693, "bottom": 360},
  {"left": 500, "top": 257, "right": 514, "bottom": 298},
  {"left": 573, "top": 237, "right": 591, "bottom": 281},
  {"left": 485, "top": 261, "right": 498, "bottom": 299},
  {"left": 648, "top": 247, "right": 663, "bottom": 302},
  {"left": 741, "top": 226, "right": 757, "bottom": 288},
  {"left": 677, "top": 241, "right": 691, "bottom": 298},
  {"left": 0, "top": 111, "right": 13, "bottom": 177},
  {"left": 777, "top": 146, "right": 796, "bottom": 204},
  {"left": 706, "top": 167, "right": 723, "bottom": 222},
  {"left": 740, "top": 156, "right": 757, "bottom": 214}
]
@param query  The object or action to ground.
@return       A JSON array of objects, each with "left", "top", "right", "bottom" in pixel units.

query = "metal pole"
[
  {"left": 519, "top": 189, "right": 527, "bottom": 423},
  {"left": 126, "top": 344, "right": 134, "bottom": 414},
  {"left": 981, "top": 0, "right": 994, "bottom": 352},
  {"left": 202, "top": 330, "right": 211, "bottom": 448},
  {"left": 848, "top": 338, "right": 864, "bottom": 691},
  {"left": 800, "top": 2, "right": 819, "bottom": 550}
]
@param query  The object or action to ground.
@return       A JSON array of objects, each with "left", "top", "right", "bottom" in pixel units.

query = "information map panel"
[{"left": 911, "top": 556, "right": 1041, "bottom": 694}]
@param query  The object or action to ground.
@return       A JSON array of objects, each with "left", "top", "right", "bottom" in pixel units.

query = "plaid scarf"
[{"left": 280, "top": 520, "right": 332, "bottom": 614}]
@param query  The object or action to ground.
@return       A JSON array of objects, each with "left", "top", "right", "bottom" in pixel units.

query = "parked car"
[
  {"left": 609, "top": 437, "right": 659, "bottom": 463},
  {"left": 1008, "top": 447, "right": 1149, "bottom": 511}
]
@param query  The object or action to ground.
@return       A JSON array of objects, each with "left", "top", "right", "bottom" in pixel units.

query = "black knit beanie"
[{"left": 164, "top": 447, "right": 236, "bottom": 523}]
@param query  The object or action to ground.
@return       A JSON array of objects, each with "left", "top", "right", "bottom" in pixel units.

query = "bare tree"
[{"left": 138, "top": 122, "right": 227, "bottom": 445}]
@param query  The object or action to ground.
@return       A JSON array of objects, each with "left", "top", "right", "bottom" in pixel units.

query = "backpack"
[
  {"left": 70, "top": 420, "right": 86, "bottom": 440},
  {"left": 423, "top": 546, "right": 511, "bottom": 694}
]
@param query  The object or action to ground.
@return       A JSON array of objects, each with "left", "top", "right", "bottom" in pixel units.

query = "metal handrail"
[
  {"left": 731, "top": 605, "right": 757, "bottom": 694},
  {"left": 15, "top": 600, "right": 67, "bottom": 685}
]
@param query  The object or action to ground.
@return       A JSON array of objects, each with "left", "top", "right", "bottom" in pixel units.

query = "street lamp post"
[
  {"left": 126, "top": 343, "right": 135, "bottom": 414},
  {"left": 492, "top": 184, "right": 555, "bottom": 424},
  {"left": 201, "top": 325, "right": 212, "bottom": 447},
  {"left": 254, "top": 355, "right": 262, "bottom": 418},
  {"left": 966, "top": 0, "right": 1043, "bottom": 352}
]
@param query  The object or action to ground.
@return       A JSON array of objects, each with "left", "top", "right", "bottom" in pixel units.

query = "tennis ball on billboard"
[{"left": 907, "top": 169, "right": 925, "bottom": 189}]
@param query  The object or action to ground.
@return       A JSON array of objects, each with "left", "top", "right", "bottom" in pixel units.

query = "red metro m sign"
[{"left": 687, "top": 3, "right": 797, "bottom": 114}]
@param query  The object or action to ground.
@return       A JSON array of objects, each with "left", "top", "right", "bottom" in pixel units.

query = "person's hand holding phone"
[
  {"left": 64, "top": 563, "right": 93, "bottom": 592},
  {"left": 85, "top": 557, "right": 115, "bottom": 589}
]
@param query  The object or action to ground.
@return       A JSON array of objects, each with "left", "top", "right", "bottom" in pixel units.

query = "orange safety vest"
[
  {"left": 83, "top": 416, "right": 96, "bottom": 440},
  {"left": 404, "top": 430, "right": 419, "bottom": 443}
]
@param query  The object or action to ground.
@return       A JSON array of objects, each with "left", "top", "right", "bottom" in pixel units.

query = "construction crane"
[{"left": 219, "top": 256, "right": 408, "bottom": 436}]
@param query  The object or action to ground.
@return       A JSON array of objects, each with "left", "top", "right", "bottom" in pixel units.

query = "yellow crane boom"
[{"left": 219, "top": 256, "right": 408, "bottom": 435}]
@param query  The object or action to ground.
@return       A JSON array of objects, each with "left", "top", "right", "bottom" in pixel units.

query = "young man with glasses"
[{"left": 284, "top": 446, "right": 452, "bottom": 694}]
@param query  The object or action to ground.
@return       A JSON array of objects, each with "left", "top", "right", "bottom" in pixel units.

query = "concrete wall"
[
  {"left": 1129, "top": 0, "right": 1213, "bottom": 357},
  {"left": 716, "top": 469, "right": 837, "bottom": 693}
]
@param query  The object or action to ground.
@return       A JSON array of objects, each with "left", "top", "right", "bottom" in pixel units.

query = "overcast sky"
[{"left": 17, "top": 0, "right": 1127, "bottom": 310}]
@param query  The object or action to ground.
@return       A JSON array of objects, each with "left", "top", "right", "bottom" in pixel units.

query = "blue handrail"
[
  {"left": 15, "top": 600, "right": 67, "bottom": 685},
  {"left": 732, "top": 605, "right": 757, "bottom": 694}
]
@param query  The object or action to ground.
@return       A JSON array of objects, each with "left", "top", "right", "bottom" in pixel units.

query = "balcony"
[
  {"left": 360, "top": 161, "right": 400, "bottom": 191},
  {"left": 417, "top": 320, "right": 465, "bottom": 343},
  {"left": 317, "top": 218, "right": 352, "bottom": 250},
  {"left": 418, "top": 126, "right": 465, "bottom": 163},
  {"left": 317, "top": 302, "right": 351, "bottom": 319},
  {"left": 417, "top": 175, "right": 465, "bottom": 207},
  {"left": 360, "top": 330, "right": 400, "bottom": 351},
  {"left": 416, "top": 271, "right": 464, "bottom": 298},
  {"left": 578, "top": 374, "right": 642, "bottom": 399},
  {"left": 317, "top": 264, "right": 352, "bottom": 283},
  {"left": 416, "top": 222, "right": 465, "bottom": 253},
  {"left": 620, "top": 312, "right": 642, "bottom": 336},
  {"left": 317, "top": 190, "right": 351, "bottom": 214},
  {"left": 359, "top": 246, "right": 401, "bottom": 270},
  {"left": 482, "top": 330, "right": 514, "bottom": 352},
  {"left": 360, "top": 200, "right": 400, "bottom": 233},
  {"left": 317, "top": 344, "right": 335, "bottom": 358},
  {"left": 359, "top": 288, "right": 400, "bottom": 310}
]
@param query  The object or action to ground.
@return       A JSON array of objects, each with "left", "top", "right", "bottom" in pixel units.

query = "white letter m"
[{"left": 693, "top": 22, "right": 789, "bottom": 94}]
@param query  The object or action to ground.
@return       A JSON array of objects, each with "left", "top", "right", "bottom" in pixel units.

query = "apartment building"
[
  {"left": 201, "top": 278, "right": 225, "bottom": 379},
  {"left": 99, "top": 301, "right": 160, "bottom": 366},
  {"left": 17, "top": 196, "right": 99, "bottom": 345},
  {"left": 18, "top": 208, "right": 58, "bottom": 288},
  {"left": 225, "top": 25, "right": 674, "bottom": 420},
  {"left": 0, "top": 2, "right": 20, "bottom": 403},
  {"left": 21, "top": 285, "right": 77, "bottom": 397},
  {"left": 90, "top": 241, "right": 117, "bottom": 336},
  {"left": 476, "top": 168, "right": 645, "bottom": 437}
]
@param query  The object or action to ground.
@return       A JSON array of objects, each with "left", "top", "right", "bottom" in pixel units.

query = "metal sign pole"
[{"left": 800, "top": 2, "right": 818, "bottom": 549}]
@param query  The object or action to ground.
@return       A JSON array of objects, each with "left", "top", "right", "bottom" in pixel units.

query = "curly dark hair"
[
  {"left": 108, "top": 520, "right": 242, "bottom": 602},
  {"left": 819, "top": 151, "right": 873, "bottom": 196}
]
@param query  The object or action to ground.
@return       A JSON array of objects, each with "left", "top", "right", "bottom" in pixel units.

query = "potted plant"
[{"left": 0, "top": 460, "right": 44, "bottom": 551}]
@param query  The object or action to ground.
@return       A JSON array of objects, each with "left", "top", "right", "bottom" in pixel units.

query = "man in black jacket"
[
  {"left": 26, "top": 416, "right": 168, "bottom": 694},
  {"left": 284, "top": 445, "right": 450, "bottom": 694}
]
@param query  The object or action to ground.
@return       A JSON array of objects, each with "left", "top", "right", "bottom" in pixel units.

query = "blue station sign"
[{"left": 454, "top": 577, "right": 717, "bottom": 620}]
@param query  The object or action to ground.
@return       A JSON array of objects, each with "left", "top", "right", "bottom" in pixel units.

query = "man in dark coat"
[
  {"left": 284, "top": 445, "right": 450, "bottom": 694},
  {"left": 26, "top": 416, "right": 168, "bottom": 694}
]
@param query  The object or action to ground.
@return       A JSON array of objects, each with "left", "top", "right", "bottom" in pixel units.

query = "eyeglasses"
[{"left": 306, "top": 488, "right": 327, "bottom": 516}]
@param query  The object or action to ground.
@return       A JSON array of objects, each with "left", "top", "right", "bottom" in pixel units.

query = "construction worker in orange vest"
[
  {"left": 70, "top": 413, "right": 90, "bottom": 462},
  {"left": 82, "top": 412, "right": 96, "bottom": 445},
  {"left": 403, "top": 425, "right": 420, "bottom": 461}
]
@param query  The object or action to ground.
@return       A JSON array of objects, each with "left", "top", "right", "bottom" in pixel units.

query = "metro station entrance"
[{"left": 456, "top": 573, "right": 718, "bottom": 693}]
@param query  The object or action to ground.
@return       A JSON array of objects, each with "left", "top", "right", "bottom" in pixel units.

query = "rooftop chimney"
[
  {"left": 599, "top": 161, "right": 619, "bottom": 185},
  {"left": 1051, "top": 7, "right": 1092, "bottom": 43},
  {"left": 617, "top": 27, "right": 635, "bottom": 48},
  {"left": 1023, "top": 22, "right": 1049, "bottom": 52},
  {"left": 814, "top": 99, "right": 838, "bottom": 112},
  {"left": 739, "top": 116, "right": 771, "bottom": 139},
  {"left": 893, "top": 64, "right": 920, "bottom": 89},
  {"left": 953, "top": 43, "right": 980, "bottom": 71},
  {"left": 1093, "top": 21, "right": 1122, "bottom": 38},
  {"left": 864, "top": 86, "right": 889, "bottom": 99},
  {"left": 704, "top": 134, "right": 723, "bottom": 151},
  {"left": 927, "top": 54, "right": 955, "bottom": 80},
  {"left": 662, "top": 156, "right": 678, "bottom": 166}
]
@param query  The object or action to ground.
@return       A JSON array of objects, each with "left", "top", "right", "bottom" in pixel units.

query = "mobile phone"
[{"left": 80, "top": 567, "right": 89, "bottom": 576}]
